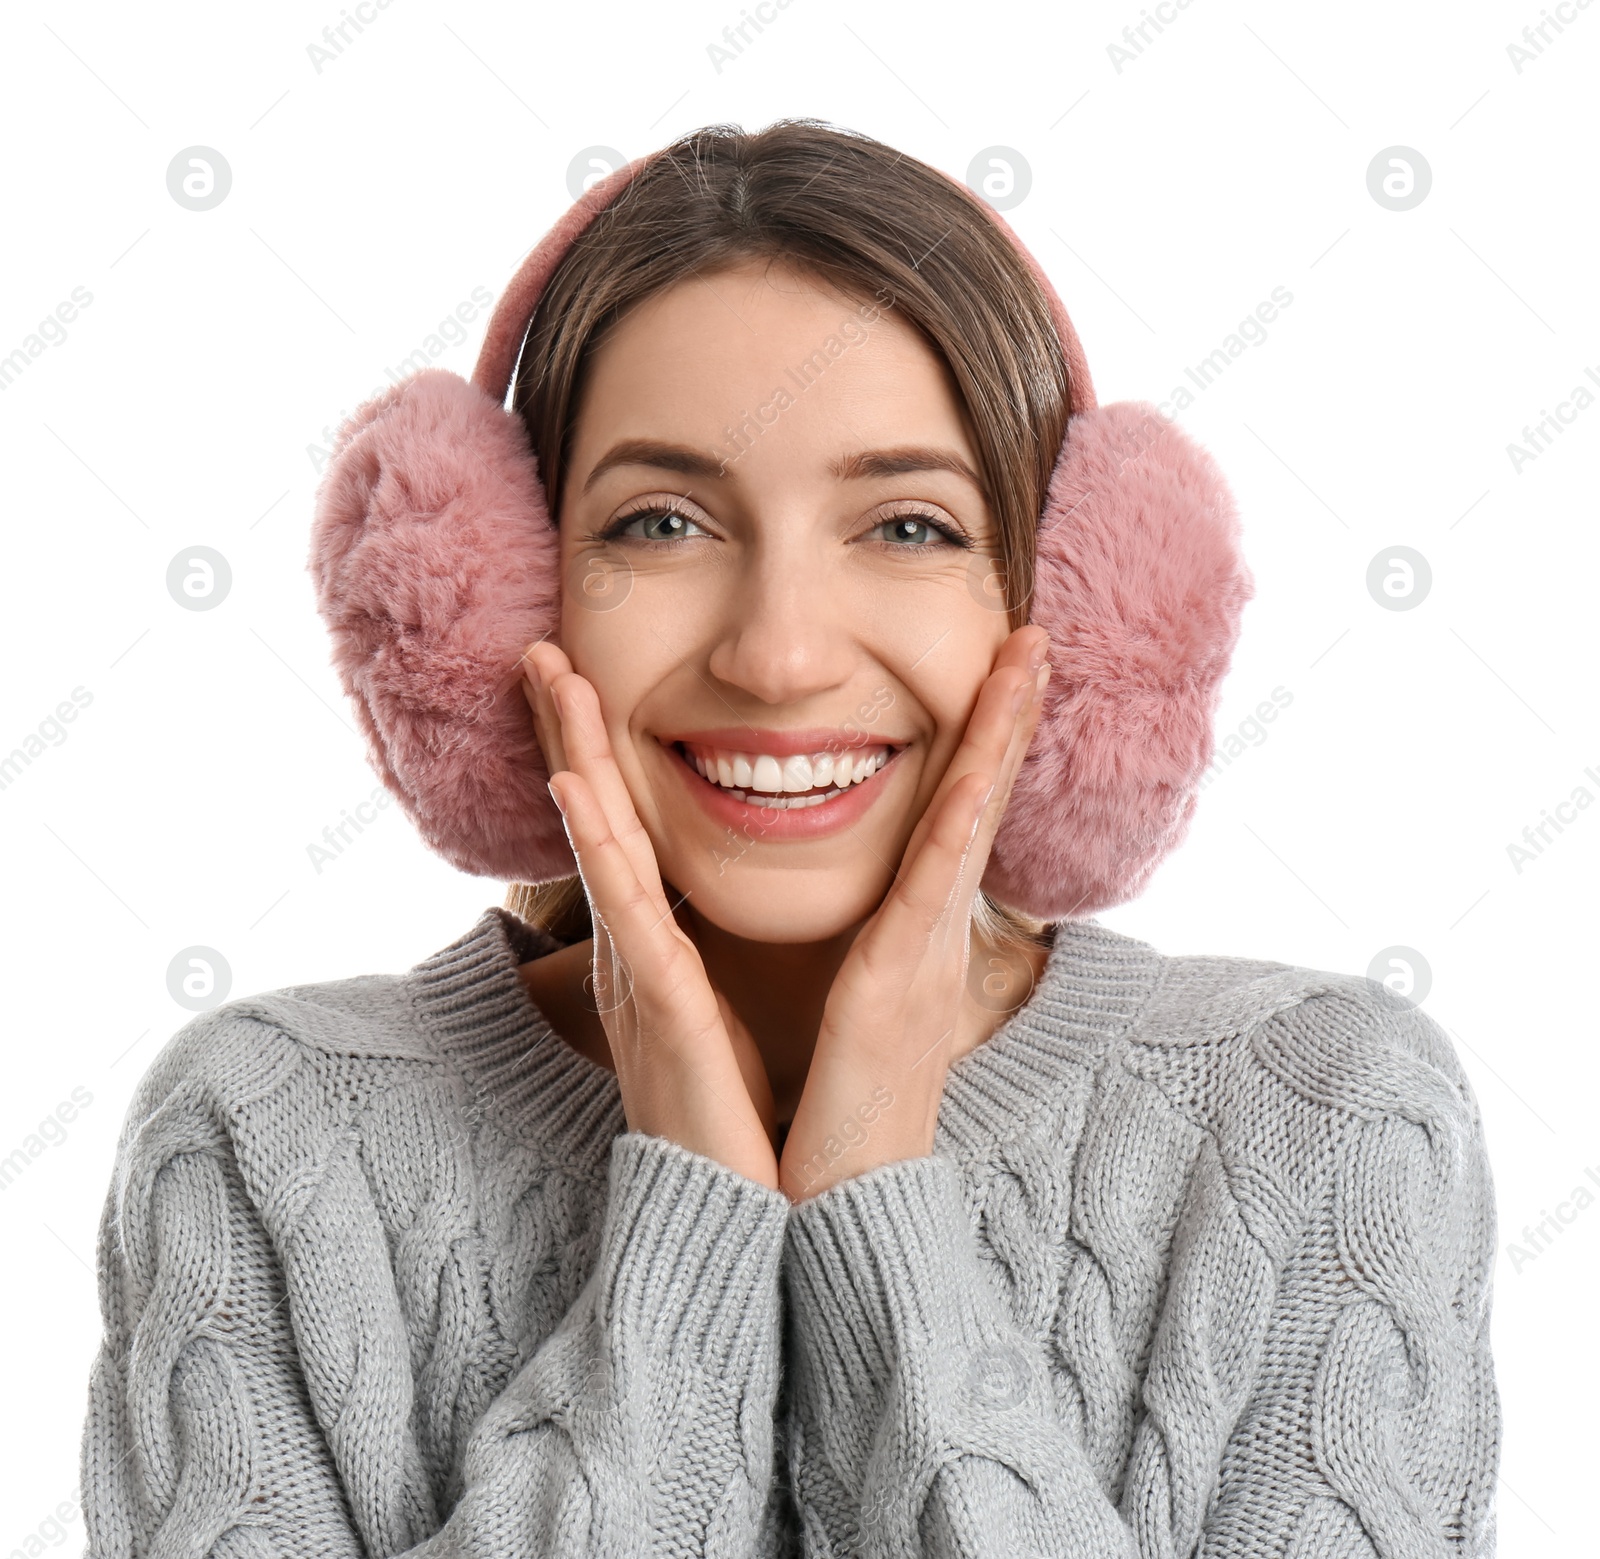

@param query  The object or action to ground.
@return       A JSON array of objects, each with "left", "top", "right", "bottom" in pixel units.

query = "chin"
[
  {"left": 662, "top": 859, "right": 885, "bottom": 946},
  {"left": 641, "top": 739, "right": 920, "bottom": 944}
]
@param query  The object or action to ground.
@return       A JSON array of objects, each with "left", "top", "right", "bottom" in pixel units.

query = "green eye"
[
  {"left": 600, "top": 503, "right": 970, "bottom": 548},
  {"left": 872, "top": 512, "right": 967, "bottom": 548},
  {"left": 604, "top": 507, "right": 707, "bottom": 542}
]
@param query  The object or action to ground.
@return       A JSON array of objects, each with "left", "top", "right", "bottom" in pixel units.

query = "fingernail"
[
  {"left": 1027, "top": 635, "right": 1048, "bottom": 673},
  {"left": 1034, "top": 662, "right": 1052, "bottom": 696},
  {"left": 1011, "top": 677, "right": 1031, "bottom": 714},
  {"left": 547, "top": 778, "right": 566, "bottom": 816}
]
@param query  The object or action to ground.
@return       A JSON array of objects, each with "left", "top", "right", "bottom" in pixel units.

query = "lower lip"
[{"left": 663, "top": 742, "right": 901, "bottom": 841}]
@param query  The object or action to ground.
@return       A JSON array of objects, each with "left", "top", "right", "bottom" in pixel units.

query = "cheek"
[
  {"left": 898, "top": 613, "right": 1007, "bottom": 754},
  {"left": 560, "top": 593, "right": 650, "bottom": 727},
  {"left": 562, "top": 545, "right": 636, "bottom": 619},
  {"left": 559, "top": 580, "right": 701, "bottom": 797}
]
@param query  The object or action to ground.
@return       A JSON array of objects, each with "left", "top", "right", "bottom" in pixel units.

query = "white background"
[{"left": 2, "top": 0, "right": 1594, "bottom": 1550}]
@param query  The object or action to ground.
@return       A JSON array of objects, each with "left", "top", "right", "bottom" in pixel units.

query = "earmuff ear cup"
[
  {"left": 983, "top": 400, "right": 1254, "bottom": 920},
  {"left": 308, "top": 367, "right": 574, "bottom": 881},
  {"left": 309, "top": 381, "right": 1252, "bottom": 907}
]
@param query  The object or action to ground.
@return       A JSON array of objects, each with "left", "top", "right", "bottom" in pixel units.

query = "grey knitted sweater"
[{"left": 80, "top": 905, "right": 1500, "bottom": 1558}]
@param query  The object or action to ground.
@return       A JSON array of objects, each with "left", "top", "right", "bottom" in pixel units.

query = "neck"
[
  {"left": 674, "top": 897, "right": 866, "bottom": 1125},
  {"left": 516, "top": 897, "right": 1052, "bottom": 1128}
]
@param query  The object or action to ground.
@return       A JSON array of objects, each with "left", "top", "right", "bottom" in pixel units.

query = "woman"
[{"left": 80, "top": 121, "right": 1501, "bottom": 1557}]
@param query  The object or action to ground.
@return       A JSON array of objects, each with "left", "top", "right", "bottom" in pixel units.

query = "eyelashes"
[
  {"left": 597, "top": 495, "right": 975, "bottom": 551},
  {"left": 598, "top": 501, "right": 707, "bottom": 544},
  {"left": 872, "top": 507, "right": 975, "bottom": 550}
]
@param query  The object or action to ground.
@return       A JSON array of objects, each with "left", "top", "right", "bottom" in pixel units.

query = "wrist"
[{"left": 780, "top": 1081, "right": 931, "bottom": 1201}]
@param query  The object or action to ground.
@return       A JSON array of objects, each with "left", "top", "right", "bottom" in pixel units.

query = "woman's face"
[{"left": 556, "top": 257, "right": 1016, "bottom": 945}]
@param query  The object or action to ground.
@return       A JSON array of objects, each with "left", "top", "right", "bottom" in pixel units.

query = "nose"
[{"left": 704, "top": 531, "right": 860, "bottom": 707}]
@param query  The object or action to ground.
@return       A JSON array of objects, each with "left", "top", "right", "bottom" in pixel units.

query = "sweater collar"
[
  {"left": 407, "top": 904, "right": 1167, "bottom": 1177},
  {"left": 406, "top": 905, "right": 626, "bottom": 1180},
  {"left": 937, "top": 916, "right": 1167, "bottom": 1160}
]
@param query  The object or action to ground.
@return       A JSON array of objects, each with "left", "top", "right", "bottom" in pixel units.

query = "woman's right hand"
[{"left": 521, "top": 641, "right": 781, "bottom": 1190}]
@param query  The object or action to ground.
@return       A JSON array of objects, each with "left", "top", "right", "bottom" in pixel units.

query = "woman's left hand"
[{"left": 778, "top": 625, "right": 1052, "bottom": 1202}]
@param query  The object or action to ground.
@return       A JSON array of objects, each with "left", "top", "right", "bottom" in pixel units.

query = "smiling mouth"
[{"left": 669, "top": 741, "right": 902, "bottom": 810}]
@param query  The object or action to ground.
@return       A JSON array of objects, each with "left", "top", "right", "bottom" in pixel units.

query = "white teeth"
[
  {"left": 752, "top": 754, "right": 784, "bottom": 792},
  {"left": 683, "top": 742, "right": 893, "bottom": 799},
  {"left": 735, "top": 790, "right": 834, "bottom": 809}
]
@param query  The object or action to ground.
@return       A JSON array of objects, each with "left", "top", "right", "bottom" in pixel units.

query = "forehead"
[{"left": 569, "top": 259, "right": 972, "bottom": 455}]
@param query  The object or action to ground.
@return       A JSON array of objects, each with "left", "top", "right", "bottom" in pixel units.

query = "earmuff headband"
[{"left": 471, "top": 152, "right": 1100, "bottom": 415}]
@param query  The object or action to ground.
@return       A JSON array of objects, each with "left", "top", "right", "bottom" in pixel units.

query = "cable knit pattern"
[{"left": 79, "top": 906, "right": 1499, "bottom": 1557}]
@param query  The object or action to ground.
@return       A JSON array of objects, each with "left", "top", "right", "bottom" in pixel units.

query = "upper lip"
[{"left": 658, "top": 727, "right": 907, "bottom": 757}]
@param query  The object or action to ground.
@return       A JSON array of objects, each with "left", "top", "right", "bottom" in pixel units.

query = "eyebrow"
[
  {"left": 580, "top": 440, "right": 722, "bottom": 496},
  {"left": 578, "top": 438, "right": 983, "bottom": 496},
  {"left": 832, "top": 446, "right": 983, "bottom": 487}
]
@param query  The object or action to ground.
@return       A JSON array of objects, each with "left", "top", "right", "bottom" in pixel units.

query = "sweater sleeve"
[
  {"left": 780, "top": 1002, "right": 1502, "bottom": 1558},
  {"left": 423, "top": 1131, "right": 793, "bottom": 1557},
  {"left": 782, "top": 1152, "right": 1139, "bottom": 1558},
  {"left": 81, "top": 1083, "right": 791, "bottom": 1559}
]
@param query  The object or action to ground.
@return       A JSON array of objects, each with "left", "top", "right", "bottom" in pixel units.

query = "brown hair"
[{"left": 504, "top": 119, "right": 1078, "bottom": 958}]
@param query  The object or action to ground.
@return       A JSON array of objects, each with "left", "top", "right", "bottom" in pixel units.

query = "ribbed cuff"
[
  {"left": 787, "top": 1153, "right": 977, "bottom": 1345},
  {"left": 598, "top": 1132, "right": 789, "bottom": 1388},
  {"left": 784, "top": 1153, "right": 1049, "bottom": 1434}
]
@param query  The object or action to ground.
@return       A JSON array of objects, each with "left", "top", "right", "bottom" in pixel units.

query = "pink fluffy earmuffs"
[{"left": 307, "top": 153, "right": 1252, "bottom": 921}]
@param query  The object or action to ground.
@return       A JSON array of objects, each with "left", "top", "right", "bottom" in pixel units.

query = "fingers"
[
  {"left": 523, "top": 641, "right": 669, "bottom": 913},
  {"left": 551, "top": 673, "right": 672, "bottom": 913},
  {"left": 520, "top": 640, "right": 571, "bottom": 777},
  {"left": 863, "top": 768, "right": 997, "bottom": 968},
  {"left": 527, "top": 648, "right": 777, "bottom": 1186},
  {"left": 979, "top": 656, "right": 1051, "bottom": 847},
  {"left": 953, "top": 626, "right": 1050, "bottom": 816},
  {"left": 548, "top": 769, "right": 684, "bottom": 1002},
  {"left": 898, "top": 625, "right": 1049, "bottom": 874},
  {"left": 859, "top": 629, "right": 1050, "bottom": 971}
]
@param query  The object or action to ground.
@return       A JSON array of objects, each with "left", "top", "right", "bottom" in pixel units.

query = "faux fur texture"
[
  {"left": 985, "top": 400, "right": 1252, "bottom": 918},
  {"left": 307, "top": 151, "right": 1253, "bottom": 916},
  {"left": 308, "top": 368, "right": 569, "bottom": 880}
]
